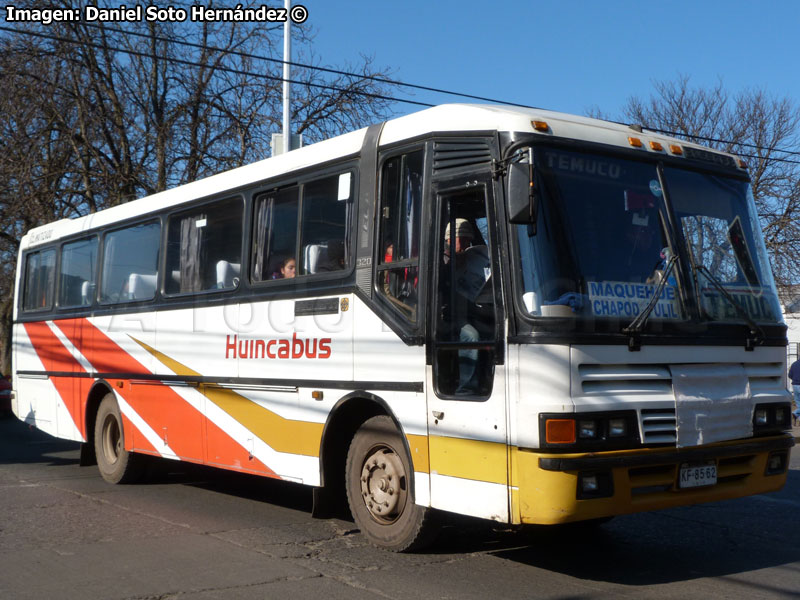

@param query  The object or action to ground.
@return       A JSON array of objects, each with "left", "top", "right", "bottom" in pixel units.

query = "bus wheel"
[
  {"left": 94, "top": 393, "right": 144, "bottom": 484},
  {"left": 345, "top": 415, "right": 436, "bottom": 552}
]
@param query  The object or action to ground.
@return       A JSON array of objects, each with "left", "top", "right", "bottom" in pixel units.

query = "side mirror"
[{"left": 507, "top": 148, "right": 538, "bottom": 232}]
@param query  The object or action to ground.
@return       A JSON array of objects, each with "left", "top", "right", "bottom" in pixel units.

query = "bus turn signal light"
[{"left": 545, "top": 419, "right": 576, "bottom": 444}]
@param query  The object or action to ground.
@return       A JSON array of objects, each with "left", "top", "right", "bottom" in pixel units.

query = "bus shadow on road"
[
  {"left": 5, "top": 414, "right": 798, "bottom": 587},
  {"left": 0, "top": 416, "right": 316, "bottom": 513},
  {"left": 483, "top": 472, "right": 800, "bottom": 587},
  {"left": 142, "top": 456, "right": 316, "bottom": 514},
  {"left": 0, "top": 415, "right": 81, "bottom": 467}
]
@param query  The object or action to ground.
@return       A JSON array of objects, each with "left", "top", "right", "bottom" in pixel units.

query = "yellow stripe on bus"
[
  {"left": 428, "top": 436, "right": 508, "bottom": 484},
  {"left": 406, "top": 433, "right": 430, "bottom": 474},
  {"left": 131, "top": 337, "right": 323, "bottom": 457},
  {"left": 202, "top": 385, "right": 323, "bottom": 457}
]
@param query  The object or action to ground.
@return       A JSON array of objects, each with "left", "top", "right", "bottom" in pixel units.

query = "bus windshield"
[
  {"left": 515, "top": 146, "right": 782, "bottom": 325},
  {"left": 666, "top": 166, "right": 781, "bottom": 323}
]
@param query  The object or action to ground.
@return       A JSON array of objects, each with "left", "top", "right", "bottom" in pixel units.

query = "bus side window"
[
  {"left": 22, "top": 249, "right": 56, "bottom": 311},
  {"left": 100, "top": 222, "right": 160, "bottom": 304},
  {"left": 376, "top": 150, "right": 423, "bottom": 322},
  {"left": 165, "top": 196, "right": 243, "bottom": 294},
  {"left": 59, "top": 237, "right": 98, "bottom": 308},
  {"left": 299, "top": 173, "right": 352, "bottom": 275},
  {"left": 251, "top": 186, "right": 299, "bottom": 282}
]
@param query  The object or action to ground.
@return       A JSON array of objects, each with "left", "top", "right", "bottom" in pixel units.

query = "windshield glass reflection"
[
  {"left": 515, "top": 146, "right": 782, "bottom": 326},
  {"left": 517, "top": 147, "right": 682, "bottom": 321},
  {"left": 665, "top": 167, "right": 781, "bottom": 323}
]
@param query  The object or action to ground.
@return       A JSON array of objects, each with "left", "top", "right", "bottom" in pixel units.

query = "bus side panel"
[
  {"left": 13, "top": 322, "right": 56, "bottom": 434},
  {"left": 237, "top": 296, "right": 354, "bottom": 383},
  {"left": 352, "top": 297, "right": 430, "bottom": 506},
  {"left": 153, "top": 305, "right": 232, "bottom": 464},
  {"left": 235, "top": 296, "right": 353, "bottom": 484},
  {"left": 48, "top": 318, "right": 91, "bottom": 441},
  {"left": 150, "top": 302, "right": 326, "bottom": 483},
  {"left": 19, "top": 321, "right": 82, "bottom": 441},
  {"left": 85, "top": 313, "right": 204, "bottom": 460}
]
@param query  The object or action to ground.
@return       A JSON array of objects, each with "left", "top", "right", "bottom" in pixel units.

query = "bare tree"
[
  {"left": 0, "top": 35, "right": 88, "bottom": 372},
  {"left": 596, "top": 75, "right": 800, "bottom": 288},
  {"left": 0, "top": 2, "right": 400, "bottom": 373}
]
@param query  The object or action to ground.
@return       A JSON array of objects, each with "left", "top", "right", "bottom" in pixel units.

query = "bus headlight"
[
  {"left": 540, "top": 411, "right": 639, "bottom": 450},
  {"left": 608, "top": 418, "right": 627, "bottom": 437},
  {"left": 752, "top": 402, "right": 792, "bottom": 434},
  {"left": 578, "top": 420, "right": 598, "bottom": 439}
]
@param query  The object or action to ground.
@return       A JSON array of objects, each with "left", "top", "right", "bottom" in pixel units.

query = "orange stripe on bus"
[
  {"left": 57, "top": 318, "right": 277, "bottom": 477},
  {"left": 23, "top": 321, "right": 87, "bottom": 438},
  {"left": 120, "top": 410, "right": 157, "bottom": 454},
  {"left": 132, "top": 337, "right": 324, "bottom": 457}
]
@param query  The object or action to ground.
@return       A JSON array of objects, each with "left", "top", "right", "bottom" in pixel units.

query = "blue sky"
[{"left": 300, "top": 0, "right": 800, "bottom": 120}]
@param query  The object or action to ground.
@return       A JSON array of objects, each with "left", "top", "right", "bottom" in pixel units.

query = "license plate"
[{"left": 679, "top": 461, "right": 717, "bottom": 488}]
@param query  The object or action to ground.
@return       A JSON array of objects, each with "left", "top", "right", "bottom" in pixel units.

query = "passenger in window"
[
  {"left": 272, "top": 257, "right": 296, "bottom": 279},
  {"left": 381, "top": 240, "right": 418, "bottom": 315},
  {"left": 317, "top": 239, "right": 345, "bottom": 272},
  {"left": 444, "top": 218, "right": 491, "bottom": 394}
]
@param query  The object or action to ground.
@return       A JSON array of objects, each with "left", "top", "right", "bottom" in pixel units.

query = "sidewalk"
[{"left": 793, "top": 418, "right": 800, "bottom": 441}]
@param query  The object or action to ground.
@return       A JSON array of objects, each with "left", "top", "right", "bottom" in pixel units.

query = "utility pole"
[{"left": 282, "top": 0, "right": 291, "bottom": 155}]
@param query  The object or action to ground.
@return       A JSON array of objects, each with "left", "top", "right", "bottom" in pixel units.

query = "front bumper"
[{"left": 511, "top": 434, "right": 794, "bottom": 525}]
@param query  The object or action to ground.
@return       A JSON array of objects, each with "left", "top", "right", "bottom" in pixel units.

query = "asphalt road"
[{"left": 1, "top": 415, "right": 799, "bottom": 600}]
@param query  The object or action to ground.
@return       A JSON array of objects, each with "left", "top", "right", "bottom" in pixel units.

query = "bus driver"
[{"left": 444, "top": 218, "right": 492, "bottom": 394}]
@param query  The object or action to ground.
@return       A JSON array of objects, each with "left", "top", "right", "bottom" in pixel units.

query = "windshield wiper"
[
  {"left": 693, "top": 264, "right": 765, "bottom": 350},
  {"left": 623, "top": 254, "right": 678, "bottom": 350}
]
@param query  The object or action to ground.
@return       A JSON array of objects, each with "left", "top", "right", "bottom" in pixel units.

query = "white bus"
[{"left": 12, "top": 104, "right": 794, "bottom": 551}]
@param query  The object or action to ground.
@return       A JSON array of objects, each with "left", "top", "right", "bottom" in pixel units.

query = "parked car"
[{"left": 0, "top": 375, "right": 12, "bottom": 416}]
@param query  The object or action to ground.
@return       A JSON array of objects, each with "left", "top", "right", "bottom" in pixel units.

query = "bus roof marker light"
[
  {"left": 531, "top": 120, "right": 550, "bottom": 132},
  {"left": 649, "top": 141, "right": 664, "bottom": 152},
  {"left": 737, "top": 158, "right": 748, "bottom": 169},
  {"left": 669, "top": 144, "right": 683, "bottom": 155},
  {"left": 628, "top": 137, "right": 643, "bottom": 148},
  {"left": 545, "top": 419, "right": 576, "bottom": 444}
]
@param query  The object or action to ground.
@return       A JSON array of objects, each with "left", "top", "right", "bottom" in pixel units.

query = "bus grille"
[
  {"left": 641, "top": 408, "right": 677, "bottom": 444},
  {"left": 577, "top": 360, "right": 786, "bottom": 446},
  {"left": 627, "top": 452, "right": 758, "bottom": 498},
  {"left": 432, "top": 140, "right": 493, "bottom": 174}
]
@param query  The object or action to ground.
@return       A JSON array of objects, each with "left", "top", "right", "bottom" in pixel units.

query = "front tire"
[
  {"left": 94, "top": 393, "right": 144, "bottom": 484},
  {"left": 345, "top": 415, "right": 437, "bottom": 552}
]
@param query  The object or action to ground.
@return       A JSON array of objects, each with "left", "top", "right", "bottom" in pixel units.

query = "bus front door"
[{"left": 426, "top": 178, "right": 509, "bottom": 522}]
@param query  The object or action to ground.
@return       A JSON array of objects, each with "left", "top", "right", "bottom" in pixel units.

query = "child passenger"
[{"left": 272, "top": 257, "right": 296, "bottom": 279}]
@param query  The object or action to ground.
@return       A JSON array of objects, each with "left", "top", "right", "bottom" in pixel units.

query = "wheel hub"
[
  {"left": 360, "top": 447, "right": 405, "bottom": 522},
  {"left": 102, "top": 414, "right": 121, "bottom": 465}
]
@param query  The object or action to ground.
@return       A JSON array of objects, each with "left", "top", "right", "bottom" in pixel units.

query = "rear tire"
[
  {"left": 345, "top": 415, "right": 437, "bottom": 552},
  {"left": 94, "top": 393, "right": 144, "bottom": 484}
]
